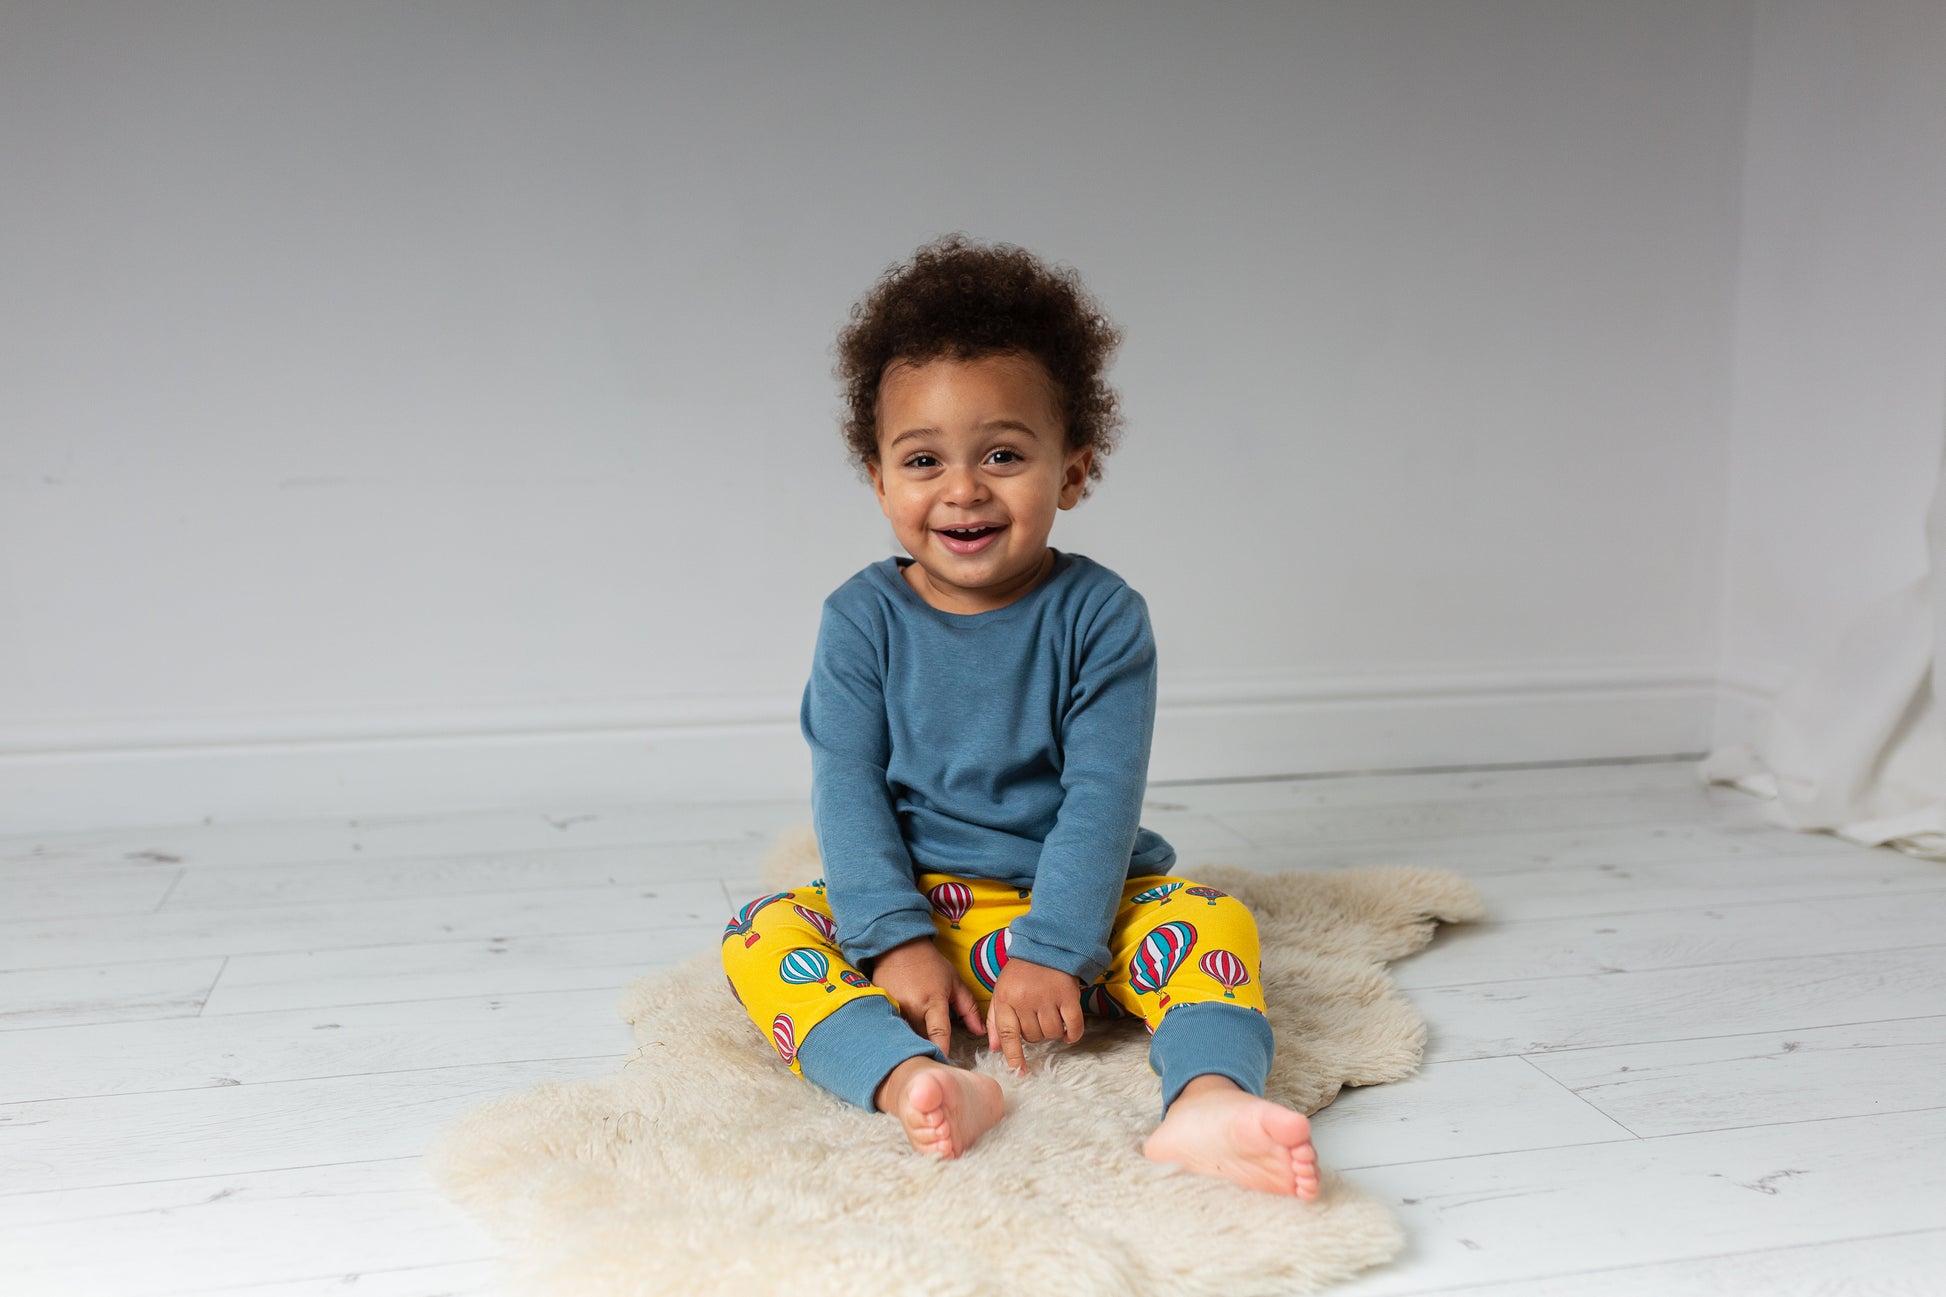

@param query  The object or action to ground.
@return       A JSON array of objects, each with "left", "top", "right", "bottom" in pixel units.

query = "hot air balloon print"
[
  {"left": 1199, "top": 948, "right": 1250, "bottom": 998},
  {"left": 771, "top": 1013, "right": 797, "bottom": 1065},
  {"left": 780, "top": 947, "right": 837, "bottom": 993},
  {"left": 792, "top": 904, "right": 838, "bottom": 944},
  {"left": 723, "top": 892, "right": 795, "bottom": 947},
  {"left": 809, "top": 876, "right": 826, "bottom": 895},
  {"left": 1130, "top": 882, "right": 1183, "bottom": 906},
  {"left": 1129, "top": 921, "right": 1197, "bottom": 998},
  {"left": 839, "top": 970, "right": 871, "bottom": 989},
  {"left": 928, "top": 881, "right": 973, "bottom": 929},
  {"left": 1079, "top": 984, "right": 1127, "bottom": 1018},
  {"left": 969, "top": 927, "right": 1013, "bottom": 993},
  {"left": 1184, "top": 886, "right": 1228, "bottom": 907}
]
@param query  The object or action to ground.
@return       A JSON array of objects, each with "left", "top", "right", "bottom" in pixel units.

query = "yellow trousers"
[{"left": 722, "top": 871, "right": 1268, "bottom": 1079}]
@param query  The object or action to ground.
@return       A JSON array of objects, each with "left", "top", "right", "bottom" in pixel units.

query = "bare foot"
[
  {"left": 1143, "top": 1076, "right": 1322, "bottom": 1199},
  {"left": 875, "top": 1057, "right": 1006, "bottom": 1159}
]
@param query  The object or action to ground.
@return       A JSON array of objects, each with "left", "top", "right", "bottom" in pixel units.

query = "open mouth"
[{"left": 935, "top": 524, "right": 1005, "bottom": 554}]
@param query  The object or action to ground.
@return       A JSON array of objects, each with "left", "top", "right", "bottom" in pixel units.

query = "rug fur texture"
[{"left": 429, "top": 826, "right": 1486, "bottom": 1296}]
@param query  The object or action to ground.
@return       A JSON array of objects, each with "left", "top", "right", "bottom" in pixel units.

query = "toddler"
[{"left": 723, "top": 235, "right": 1320, "bottom": 1199}]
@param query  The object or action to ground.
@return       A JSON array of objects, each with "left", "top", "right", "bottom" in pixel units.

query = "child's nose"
[{"left": 943, "top": 465, "right": 990, "bottom": 504}]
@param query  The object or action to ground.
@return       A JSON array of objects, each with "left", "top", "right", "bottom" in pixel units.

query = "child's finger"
[
  {"left": 952, "top": 982, "right": 985, "bottom": 1036},
  {"left": 994, "top": 1009, "right": 1026, "bottom": 1074},
  {"left": 923, "top": 1001, "right": 953, "bottom": 1055},
  {"left": 1033, "top": 1007, "right": 1065, "bottom": 1044},
  {"left": 1059, "top": 999, "right": 1085, "bottom": 1043}
]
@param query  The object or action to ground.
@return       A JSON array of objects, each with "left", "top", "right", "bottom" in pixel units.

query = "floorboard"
[
  {"left": 4, "top": 1161, "right": 491, "bottom": 1297},
  {"left": 2, "top": 1058, "right": 616, "bottom": 1195},
  {"left": 1326, "top": 1108, "right": 1946, "bottom": 1295}
]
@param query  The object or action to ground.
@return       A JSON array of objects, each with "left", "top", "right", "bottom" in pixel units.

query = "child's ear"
[
  {"left": 1058, "top": 446, "right": 1093, "bottom": 509},
  {"left": 866, "top": 457, "right": 891, "bottom": 512}
]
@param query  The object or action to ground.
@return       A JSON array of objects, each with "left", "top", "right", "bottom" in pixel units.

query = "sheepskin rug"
[{"left": 429, "top": 826, "right": 1486, "bottom": 1296}]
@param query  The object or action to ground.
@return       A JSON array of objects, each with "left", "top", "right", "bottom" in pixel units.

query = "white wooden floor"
[{"left": 3, "top": 759, "right": 1944, "bottom": 1296}]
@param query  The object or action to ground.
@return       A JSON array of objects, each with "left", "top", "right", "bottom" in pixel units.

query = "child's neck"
[{"left": 903, "top": 548, "right": 1055, "bottom": 616}]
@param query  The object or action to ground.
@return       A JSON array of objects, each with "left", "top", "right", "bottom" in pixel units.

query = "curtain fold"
[{"left": 1700, "top": 440, "right": 1946, "bottom": 859}]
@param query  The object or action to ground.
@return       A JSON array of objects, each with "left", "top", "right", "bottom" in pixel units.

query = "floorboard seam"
[
  {"left": 1400, "top": 940, "right": 1946, "bottom": 990},
  {"left": 199, "top": 980, "right": 691, "bottom": 1017},
  {"left": 1, "top": 1053, "right": 624, "bottom": 1106},
  {"left": 1336, "top": 1104, "right": 1946, "bottom": 1173},
  {"left": 1354, "top": 1225, "right": 1946, "bottom": 1296},
  {"left": 150, "top": 868, "right": 187, "bottom": 913},
  {"left": 198, "top": 955, "right": 229, "bottom": 1018},
  {"left": 0, "top": 1154, "right": 429, "bottom": 1199},
  {"left": 1444, "top": 883, "right": 1946, "bottom": 925},
  {"left": 1513, "top": 1053, "right": 1641, "bottom": 1139},
  {"left": 0, "top": 921, "right": 722, "bottom": 974},
  {"left": 1432, "top": 1011, "right": 1946, "bottom": 1059}
]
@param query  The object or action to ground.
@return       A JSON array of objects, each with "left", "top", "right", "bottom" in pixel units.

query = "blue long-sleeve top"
[{"left": 800, "top": 548, "right": 1177, "bottom": 984}]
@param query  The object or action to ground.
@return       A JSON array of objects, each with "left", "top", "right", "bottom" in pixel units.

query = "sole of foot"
[
  {"left": 891, "top": 1063, "right": 1006, "bottom": 1159},
  {"left": 1144, "top": 1087, "right": 1322, "bottom": 1199}
]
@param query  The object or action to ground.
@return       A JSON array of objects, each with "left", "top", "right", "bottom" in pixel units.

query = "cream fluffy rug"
[{"left": 429, "top": 827, "right": 1486, "bottom": 1296}]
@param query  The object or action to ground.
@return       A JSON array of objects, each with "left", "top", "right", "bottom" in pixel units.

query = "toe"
[
  {"left": 1294, "top": 1162, "right": 1321, "bottom": 1199},
  {"left": 1261, "top": 1105, "right": 1310, "bottom": 1146}
]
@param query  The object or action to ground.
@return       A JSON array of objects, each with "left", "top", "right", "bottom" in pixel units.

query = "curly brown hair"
[{"left": 833, "top": 234, "right": 1125, "bottom": 498}]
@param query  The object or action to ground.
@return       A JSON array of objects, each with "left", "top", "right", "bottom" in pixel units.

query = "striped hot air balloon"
[
  {"left": 928, "top": 881, "right": 973, "bottom": 929},
  {"left": 771, "top": 1013, "right": 797, "bottom": 1065},
  {"left": 1079, "top": 984, "right": 1127, "bottom": 1018},
  {"left": 723, "top": 891, "right": 795, "bottom": 948},
  {"left": 1184, "top": 886, "right": 1228, "bottom": 907},
  {"left": 779, "top": 947, "right": 836, "bottom": 993},
  {"left": 969, "top": 927, "right": 1013, "bottom": 992},
  {"left": 792, "top": 904, "right": 838, "bottom": 944},
  {"left": 1129, "top": 921, "right": 1197, "bottom": 997},
  {"left": 1130, "top": 882, "right": 1183, "bottom": 906},
  {"left": 1199, "top": 948, "right": 1250, "bottom": 998},
  {"left": 839, "top": 970, "right": 871, "bottom": 989}
]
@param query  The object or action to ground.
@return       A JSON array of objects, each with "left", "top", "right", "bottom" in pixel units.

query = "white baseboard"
[{"left": 0, "top": 663, "right": 1724, "bottom": 835}]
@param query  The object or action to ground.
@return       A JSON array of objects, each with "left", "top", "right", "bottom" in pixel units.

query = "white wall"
[
  {"left": 0, "top": 1, "right": 1755, "bottom": 831},
  {"left": 1713, "top": 0, "right": 1946, "bottom": 748}
]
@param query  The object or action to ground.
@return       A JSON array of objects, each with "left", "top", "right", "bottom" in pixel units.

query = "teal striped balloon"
[{"left": 779, "top": 947, "right": 835, "bottom": 993}]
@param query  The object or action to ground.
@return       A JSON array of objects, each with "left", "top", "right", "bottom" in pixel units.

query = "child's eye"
[
  {"left": 904, "top": 454, "right": 938, "bottom": 468},
  {"left": 987, "top": 449, "right": 1021, "bottom": 465}
]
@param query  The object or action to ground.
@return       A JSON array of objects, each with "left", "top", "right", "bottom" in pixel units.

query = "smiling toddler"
[{"left": 722, "top": 235, "right": 1321, "bottom": 1199}]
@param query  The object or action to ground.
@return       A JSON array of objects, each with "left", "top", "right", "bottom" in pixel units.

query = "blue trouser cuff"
[
  {"left": 795, "top": 995, "right": 944, "bottom": 1110},
  {"left": 1148, "top": 1001, "right": 1276, "bottom": 1115}
]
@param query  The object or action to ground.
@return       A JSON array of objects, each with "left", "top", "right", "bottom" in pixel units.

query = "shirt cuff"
[
  {"left": 1004, "top": 931, "right": 1106, "bottom": 984},
  {"left": 841, "top": 909, "right": 940, "bottom": 968}
]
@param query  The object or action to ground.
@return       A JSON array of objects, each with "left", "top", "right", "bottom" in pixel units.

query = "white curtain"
[{"left": 1701, "top": 442, "right": 1946, "bottom": 859}]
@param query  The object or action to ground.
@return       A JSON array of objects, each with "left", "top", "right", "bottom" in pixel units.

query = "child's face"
[{"left": 866, "top": 351, "right": 1092, "bottom": 615}]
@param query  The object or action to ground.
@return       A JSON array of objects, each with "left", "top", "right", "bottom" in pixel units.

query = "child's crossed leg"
[{"left": 721, "top": 874, "right": 1321, "bottom": 1199}]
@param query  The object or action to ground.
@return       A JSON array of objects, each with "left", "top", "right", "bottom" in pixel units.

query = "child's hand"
[
  {"left": 869, "top": 937, "right": 987, "bottom": 1057},
  {"left": 986, "top": 957, "right": 1084, "bottom": 1074}
]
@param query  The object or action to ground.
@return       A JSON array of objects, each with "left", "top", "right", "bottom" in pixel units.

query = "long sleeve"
[
  {"left": 1004, "top": 587, "right": 1158, "bottom": 982},
  {"left": 800, "top": 602, "right": 937, "bottom": 967}
]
